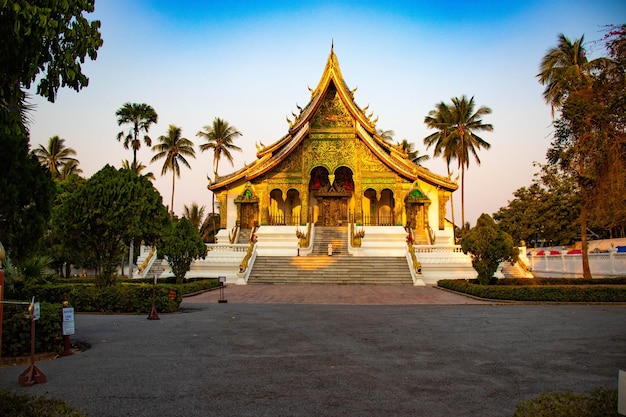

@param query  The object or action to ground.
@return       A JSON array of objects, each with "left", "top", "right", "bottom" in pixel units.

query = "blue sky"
[{"left": 28, "top": 0, "right": 625, "bottom": 225}]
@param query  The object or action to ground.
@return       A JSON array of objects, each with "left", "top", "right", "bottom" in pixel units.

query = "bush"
[
  {"left": 437, "top": 279, "right": 626, "bottom": 302},
  {"left": 13, "top": 279, "right": 219, "bottom": 313},
  {"left": 513, "top": 387, "right": 618, "bottom": 417},
  {"left": 0, "top": 389, "right": 86, "bottom": 417},
  {"left": 1, "top": 303, "right": 62, "bottom": 357}
]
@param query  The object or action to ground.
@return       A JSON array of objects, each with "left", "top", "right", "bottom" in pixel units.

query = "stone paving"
[{"left": 185, "top": 283, "right": 492, "bottom": 305}]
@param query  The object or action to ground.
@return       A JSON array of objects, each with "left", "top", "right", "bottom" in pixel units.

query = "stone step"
[{"left": 248, "top": 255, "right": 413, "bottom": 285}]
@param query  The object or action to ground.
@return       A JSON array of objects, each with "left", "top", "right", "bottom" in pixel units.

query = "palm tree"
[
  {"left": 197, "top": 118, "right": 242, "bottom": 214},
  {"left": 424, "top": 101, "right": 457, "bottom": 231},
  {"left": 33, "top": 135, "right": 79, "bottom": 180},
  {"left": 537, "top": 34, "right": 606, "bottom": 115},
  {"left": 116, "top": 103, "right": 158, "bottom": 166},
  {"left": 396, "top": 139, "right": 430, "bottom": 165},
  {"left": 376, "top": 128, "right": 395, "bottom": 143},
  {"left": 537, "top": 34, "right": 607, "bottom": 279},
  {"left": 58, "top": 158, "right": 83, "bottom": 181},
  {"left": 122, "top": 159, "right": 155, "bottom": 181},
  {"left": 151, "top": 125, "right": 196, "bottom": 217},
  {"left": 447, "top": 95, "right": 492, "bottom": 227},
  {"left": 183, "top": 203, "right": 206, "bottom": 230}
]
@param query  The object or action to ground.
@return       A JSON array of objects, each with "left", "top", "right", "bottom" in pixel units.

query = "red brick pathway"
[{"left": 184, "top": 284, "right": 490, "bottom": 305}]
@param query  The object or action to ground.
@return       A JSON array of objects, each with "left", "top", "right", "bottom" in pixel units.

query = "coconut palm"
[
  {"left": 197, "top": 118, "right": 242, "bottom": 214},
  {"left": 122, "top": 159, "right": 155, "bottom": 181},
  {"left": 376, "top": 128, "right": 395, "bottom": 143},
  {"left": 151, "top": 125, "right": 196, "bottom": 217},
  {"left": 537, "top": 34, "right": 606, "bottom": 114},
  {"left": 116, "top": 103, "right": 158, "bottom": 166},
  {"left": 424, "top": 101, "right": 457, "bottom": 230},
  {"left": 447, "top": 95, "right": 492, "bottom": 227},
  {"left": 58, "top": 158, "right": 83, "bottom": 181},
  {"left": 183, "top": 203, "right": 206, "bottom": 230},
  {"left": 396, "top": 139, "right": 430, "bottom": 165},
  {"left": 33, "top": 135, "right": 79, "bottom": 180}
]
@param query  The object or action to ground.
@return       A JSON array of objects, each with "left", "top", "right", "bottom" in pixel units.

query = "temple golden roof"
[{"left": 209, "top": 46, "right": 458, "bottom": 192}]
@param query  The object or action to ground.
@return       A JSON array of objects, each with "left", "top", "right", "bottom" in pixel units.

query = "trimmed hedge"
[
  {"left": 438, "top": 279, "right": 626, "bottom": 302},
  {"left": 0, "top": 389, "right": 86, "bottom": 417},
  {"left": 18, "top": 279, "right": 219, "bottom": 314},
  {"left": 1, "top": 303, "right": 62, "bottom": 357},
  {"left": 513, "top": 387, "right": 618, "bottom": 417}
]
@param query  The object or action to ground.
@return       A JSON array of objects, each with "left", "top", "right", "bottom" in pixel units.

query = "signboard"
[
  {"left": 62, "top": 307, "right": 75, "bottom": 336},
  {"left": 168, "top": 289, "right": 177, "bottom": 300},
  {"left": 33, "top": 302, "right": 40, "bottom": 321},
  {"left": 219, "top": 276, "right": 226, "bottom": 283}
]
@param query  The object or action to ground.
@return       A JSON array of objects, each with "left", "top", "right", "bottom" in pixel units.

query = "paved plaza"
[{"left": 0, "top": 285, "right": 625, "bottom": 416}]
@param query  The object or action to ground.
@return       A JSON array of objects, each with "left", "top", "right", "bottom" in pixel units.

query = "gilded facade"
[{"left": 209, "top": 47, "right": 458, "bottom": 244}]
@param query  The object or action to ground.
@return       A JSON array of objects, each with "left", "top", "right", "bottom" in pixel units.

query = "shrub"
[
  {"left": 513, "top": 387, "right": 618, "bottom": 417},
  {"left": 1, "top": 303, "right": 62, "bottom": 357},
  {"left": 0, "top": 389, "right": 86, "bottom": 417},
  {"left": 438, "top": 279, "right": 626, "bottom": 302}
]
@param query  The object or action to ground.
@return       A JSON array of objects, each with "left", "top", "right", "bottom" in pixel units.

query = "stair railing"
[{"left": 135, "top": 246, "right": 156, "bottom": 279}]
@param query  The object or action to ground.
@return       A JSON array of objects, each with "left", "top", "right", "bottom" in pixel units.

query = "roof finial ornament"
[{"left": 331, "top": 39, "right": 334, "bottom": 53}]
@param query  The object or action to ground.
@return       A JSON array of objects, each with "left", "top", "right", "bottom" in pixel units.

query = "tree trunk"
[
  {"left": 128, "top": 239, "right": 134, "bottom": 279},
  {"left": 580, "top": 204, "right": 592, "bottom": 278},
  {"left": 461, "top": 164, "right": 466, "bottom": 228},
  {"left": 170, "top": 171, "right": 176, "bottom": 218},
  {"left": 447, "top": 165, "right": 456, "bottom": 243}
]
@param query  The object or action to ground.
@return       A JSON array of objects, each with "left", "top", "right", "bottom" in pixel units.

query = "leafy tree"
[
  {"left": 461, "top": 214, "right": 518, "bottom": 285},
  {"left": 537, "top": 31, "right": 618, "bottom": 277},
  {"left": 493, "top": 163, "right": 580, "bottom": 247},
  {"left": 32, "top": 135, "right": 79, "bottom": 181},
  {"left": 197, "top": 118, "right": 242, "bottom": 214},
  {"left": 158, "top": 217, "right": 207, "bottom": 284},
  {"left": 116, "top": 103, "right": 158, "bottom": 167},
  {"left": 151, "top": 125, "right": 196, "bottom": 217},
  {"left": 54, "top": 165, "right": 168, "bottom": 286},
  {"left": 1, "top": 0, "right": 101, "bottom": 263}
]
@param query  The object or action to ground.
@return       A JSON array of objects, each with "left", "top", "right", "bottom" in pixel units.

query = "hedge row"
[
  {"left": 17, "top": 279, "right": 219, "bottom": 314},
  {"left": 1, "top": 303, "right": 63, "bottom": 357},
  {"left": 497, "top": 277, "right": 626, "bottom": 286},
  {"left": 438, "top": 279, "right": 626, "bottom": 302}
]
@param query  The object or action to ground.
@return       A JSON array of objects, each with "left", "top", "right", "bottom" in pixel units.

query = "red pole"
[{"left": 0, "top": 269, "right": 4, "bottom": 365}]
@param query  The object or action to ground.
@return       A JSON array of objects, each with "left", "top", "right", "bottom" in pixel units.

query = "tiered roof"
[{"left": 209, "top": 46, "right": 457, "bottom": 192}]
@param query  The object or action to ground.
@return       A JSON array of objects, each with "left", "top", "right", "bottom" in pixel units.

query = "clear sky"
[{"left": 27, "top": 0, "right": 625, "bottom": 226}]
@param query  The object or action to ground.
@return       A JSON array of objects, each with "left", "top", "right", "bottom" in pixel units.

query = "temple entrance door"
[
  {"left": 319, "top": 197, "right": 347, "bottom": 226},
  {"left": 407, "top": 203, "right": 428, "bottom": 244},
  {"left": 240, "top": 203, "right": 258, "bottom": 229}
]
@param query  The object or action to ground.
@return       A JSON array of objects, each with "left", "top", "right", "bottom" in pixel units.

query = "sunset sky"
[{"left": 27, "top": 0, "right": 625, "bottom": 225}]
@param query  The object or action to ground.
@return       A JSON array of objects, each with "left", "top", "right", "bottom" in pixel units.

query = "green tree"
[
  {"left": 1, "top": 0, "right": 101, "bottom": 263},
  {"left": 493, "top": 164, "right": 580, "bottom": 246},
  {"left": 32, "top": 135, "right": 79, "bottom": 181},
  {"left": 58, "top": 158, "right": 83, "bottom": 181},
  {"left": 197, "top": 118, "right": 242, "bottom": 214},
  {"left": 54, "top": 165, "right": 168, "bottom": 286},
  {"left": 461, "top": 213, "right": 519, "bottom": 285},
  {"left": 158, "top": 217, "right": 207, "bottom": 284},
  {"left": 151, "top": 125, "right": 196, "bottom": 217},
  {"left": 116, "top": 103, "right": 158, "bottom": 167},
  {"left": 538, "top": 33, "right": 612, "bottom": 278}
]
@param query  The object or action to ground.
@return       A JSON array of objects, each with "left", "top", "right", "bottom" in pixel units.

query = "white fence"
[{"left": 527, "top": 248, "right": 626, "bottom": 278}]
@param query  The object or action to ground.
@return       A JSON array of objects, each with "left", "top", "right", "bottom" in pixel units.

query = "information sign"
[
  {"left": 33, "top": 302, "right": 40, "bottom": 321},
  {"left": 62, "top": 307, "right": 75, "bottom": 335}
]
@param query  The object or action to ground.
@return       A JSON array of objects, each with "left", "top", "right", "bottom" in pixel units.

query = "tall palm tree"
[
  {"left": 447, "top": 95, "right": 492, "bottom": 227},
  {"left": 396, "top": 139, "right": 430, "bottom": 165},
  {"left": 537, "top": 34, "right": 607, "bottom": 279},
  {"left": 122, "top": 159, "right": 155, "bottom": 181},
  {"left": 376, "top": 128, "right": 395, "bottom": 143},
  {"left": 116, "top": 103, "right": 158, "bottom": 166},
  {"left": 151, "top": 125, "right": 196, "bottom": 217},
  {"left": 424, "top": 101, "right": 457, "bottom": 231},
  {"left": 197, "top": 118, "right": 242, "bottom": 214},
  {"left": 33, "top": 135, "right": 79, "bottom": 180}
]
